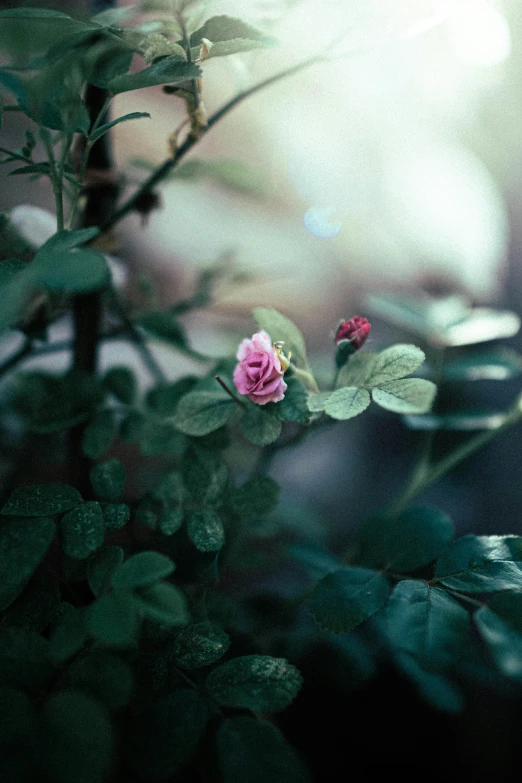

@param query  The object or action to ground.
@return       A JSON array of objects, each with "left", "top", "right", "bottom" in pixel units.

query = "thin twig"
[{"left": 215, "top": 375, "right": 246, "bottom": 407}]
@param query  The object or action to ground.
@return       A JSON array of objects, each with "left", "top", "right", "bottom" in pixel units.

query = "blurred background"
[{"left": 2, "top": 0, "right": 521, "bottom": 540}]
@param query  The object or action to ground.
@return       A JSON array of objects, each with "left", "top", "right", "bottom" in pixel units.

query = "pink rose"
[{"left": 233, "top": 330, "right": 287, "bottom": 405}]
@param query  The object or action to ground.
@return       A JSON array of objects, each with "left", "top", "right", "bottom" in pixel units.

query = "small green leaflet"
[
  {"left": 134, "top": 583, "right": 188, "bottom": 626},
  {"left": 90, "top": 459, "right": 126, "bottom": 502},
  {"left": 206, "top": 655, "right": 302, "bottom": 713},
  {"left": 475, "top": 594, "right": 522, "bottom": 679},
  {"left": 174, "top": 391, "right": 236, "bottom": 436},
  {"left": 366, "top": 344, "right": 425, "bottom": 386},
  {"left": 0, "top": 517, "right": 56, "bottom": 610},
  {"left": 90, "top": 112, "right": 150, "bottom": 143},
  {"left": 240, "top": 406, "right": 282, "bottom": 445},
  {"left": 111, "top": 551, "right": 175, "bottom": 589},
  {"left": 1, "top": 483, "right": 81, "bottom": 516},
  {"left": 308, "top": 567, "right": 389, "bottom": 633},
  {"left": 87, "top": 546, "right": 124, "bottom": 597},
  {"left": 187, "top": 509, "right": 225, "bottom": 552},
  {"left": 386, "top": 581, "right": 470, "bottom": 669},
  {"left": 371, "top": 379, "right": 436, "bottom": 414},
  {"left": 173, "top": 621, "right": 231, "bottom": 669},
  {"left": 323, "top": 387, "right": 370, "bottom": 420},
  {"left": 60, "top": 502, "right": 105, "bottom": 559}
]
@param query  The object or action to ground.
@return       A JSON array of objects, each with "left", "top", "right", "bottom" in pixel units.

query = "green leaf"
[
  {"left": 62, "top": 649, "right": 134, "bottom": 711},
  {"left": 135, "top": 582, "right": 188, "bottom": 626},
  {"left": 0, "top": 93, "right": 3, "bottom": 131},
  {"left": 87, "top": 546, "right": 124, "bottom": 597},
  {"left": 265, "top": 376, "right": 310, "bottom": 423},
  {"left": 0, "top": 687, "right": 37, "bottom": 744},
  {"left": 183, "top": 447, "right": 229, "bottom": 505},
  {"left": 111, "top": 551, "right": 175, "bottom": 589},
  {"left": 87, "top": 591, "right": 139, "bottom": 647},
  {"left": 338, "top": 351, "right": 378, "bottom": 387},
  {"left": 475, "top": 605, "right": 522, "bottom": 680},
  {"left": 307, "top": 392, "right": 330, "bottom": 413},
  {"left": 395, "top": 654, "right": 464, "bottom": 713},
  {"left": 146, "top": 377, "right": 198, "bottom": 415},
  {"left": 82, "top": 409, "right": 118, "bottom": 459},
  {"left": 366, "top": 293, "right": 521, "bottom": 347},
  {"left": 38, "top": 692, "right": 113, "bottom": 783},
  {"left": 434, "top": 535, "right": 522, "bottom": 593},
  {"left": 372, "top": 379, "right": 436, "bottom": 414},
  {"left": 35, "top": 228, "right": 100, "bottom": 256},
  {"left": 190, "top": 16, "right": 277, "bottom": 57},
  {"left": 90, "top": 111, "right": 150, "bottom": 143},
  {"left": 173, "top": 621, "right": 230, "bottom": 669},
  {"left": 443, "top": 348, "right": 522, "bottom": 381},
  {"left": 159, "top": 508, "right": 184, "bottom": 535},
  {"left": 386, "top": 581, "right": 470, "bottom": 669},
  {"left": 2, "top": 579, "right": 61, "bottom": 633},
  {"left": 1, "top": 483, "right": 81, "bottom": 516},
  {"left": 0, "top": 516, "right": 55, "bottom": 610},
  {"left": 358, "top": 506, "right": 454, "bottom": 572},
  {"left": 206, "top": 655, "right": 302, "bottom": 713},
  {"left": 174, "top": 391, "right": 236, "bottom": 436},
  {"left": 240, "top": 406, "right": 282, "bottom": 445},
  {"left": 33, "top": 248, "right": 110, "bottom": 292},
  {"left": 217, "top": 716, "right": 311, "bottom": 783},
  {"left": 229, "top": 476, "right": 280, "bottom": 517},
  {"left": 12, "top": 370, "right": 101, "bottom": 434},
  {"left": 252, "top": 307, "right": 310, "bottom": 371},
  {"left": 366, "top": 344, "right": 425, "bottom": 386},
  {"left": 126, "top": 690, "right": 209, "bottom": 780},
  {"left": 103, "top": 503, "right": 130, "bottom": 531},
  {"left": 154, "top": 470, "right": 184, "bottom": 507},
  {"left": 135, "top": 309, "right": 187, "bottom": 347},
  {"left": 109, "top": 57, "right": 201, "bottom": 93},
  {"left": 323, "top": 387, "right": 370, "bottom": 420},
  {"left": 48, "top": 606, "right": 88, "bottom": 663},
  {"left": 90, "top": 458, "right": 126, "bottom": 501},
  {"left": 187, "top": 509, "right": 225, "bottom": 552},
  {"left": 308, "top": 567, "right": 389, "bottom": 633},
  {"left": 103, "top": 366, "right": 137, "bottom": 404},
  {"left": 0, "top": 8, "right": 79, "bottom": 19},
  {"left": 60, "top": 501, "right": 105, "bottom": 559},
  {"left": 8, "top": 162, "right": 51, "bottom": 178}
]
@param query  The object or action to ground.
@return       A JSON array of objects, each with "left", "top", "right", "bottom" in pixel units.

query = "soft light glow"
[
  {"left": 446, "top": 0, "right": 511, "bottom": 67},
  {"left": 303, "top": 207, "right": 342, "bottom": 238}
]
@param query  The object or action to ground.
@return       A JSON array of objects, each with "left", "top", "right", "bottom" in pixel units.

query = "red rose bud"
[
  {"left": 335, "top": 316, "right": 371, "bottom": 349},
  {"left": 335, "top": 316, "right": 371, "bottom": 368}
]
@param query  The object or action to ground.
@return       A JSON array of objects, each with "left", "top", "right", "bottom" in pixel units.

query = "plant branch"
[
  {"left": 100, "top": 52, "right": 324, "bottom": 232},
  {"left": 41, "top": 130, "right": 64, "bottom": 231}
]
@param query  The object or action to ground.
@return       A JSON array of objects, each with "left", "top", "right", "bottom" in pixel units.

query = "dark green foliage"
[
  {"left": 434, "top": 535, "right": 522, "bottom": 592},
  {"left": 229, "top": 476, "right": 280, "bottom": 517},
  {"left": 182, "top": 446, "right": 229, "bottom": 505},
  {"left": 2, "top": 579, "right": 61, "bottom": 632},
  {"left": 395, "top": 653, "right": 464, "bottom": 713},
  {"left": 62, "top": 649, "right": 134, "bottom": 710},
  {"left": 386, "top": 581, "right": 471, "bottom": 669},
  {"left": 216, "top": 716, "right": 311, "bottom": 783},
  {"left": 134, "top": 582, "right": 188, "bottom": 626},
  {"left": 60, "top": 502, "right": 105, "bottom": 559},
  {"left": 87, "top": 591, "right": 138, "bottom": 647},
  {"left": 88, "top": 546, "right": 124, "bottom": 597},
  {"left": 173, "top": 621, "right": 231, "bottom": 669},
  {"left": 174, "top": 390, "right": 236, "bottom": 436},
  {"left": 0, "top": 516, "right": 55, "bottom": 609},
  {"left": 111, "top": 551, "right": 175, "bottom": 588},
  {"left": 308, "top": 567, "right": 390, "bottom": 633},
  {"left": 206, "top": 655, "right": 302, "bottom": 712},
  {"left": 125, "top": 690, "right": 209, "bottom": 779},
  {"left": 475, "top": 593, "right": 522, "bottom": 679},
  {"left": 159, "top": 508, "right": 184, "bottom": 535},
  {"left": 358, "top": 506, "right": 454, "bottom": 572},
  {"left": 49, "top": 605, "right": 88, "bottom": 663},
  {"left": 0, "top": 626, "right": 56, "bottom": 688},
  {"left": 187, "top": 509, "right": 225, "bottom": 551},
  {"left": 145, "top": 377, "right": 198, "bottom": 415},
  {"left": 90, "top": 459, "right": 126, "bottom": 501},
  {"left": 0, "top": 687, "right": 37, "bottom": 744},
  {"left": 103, "top": 503, "right": 130, "bottom": 531},
  {"left": 38, "top": 691, "right": 113, "bottom": 783},
  {"left": 135, "top": 309, "right": 187, "bottom": 347},
  {"left": 82, "top": 410, "right": 118, "bottom": 459},
  {"left": 240, "top": 405, "right": 282, "bottom": 445},
  {"left": 109, "top": 57, "right": 201, "bottom": 94},
  {"left": 2, "top": 483, "right": 81, "bottom": 516},
  {"left": 103, "top": 366, "right": 137, "bottom": 405},
  {"left": 265, "top": 376, "right": 310, "bottom": 423},
  {"left": 12, "top": 371, "right": 101, "bottom": 433}
]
